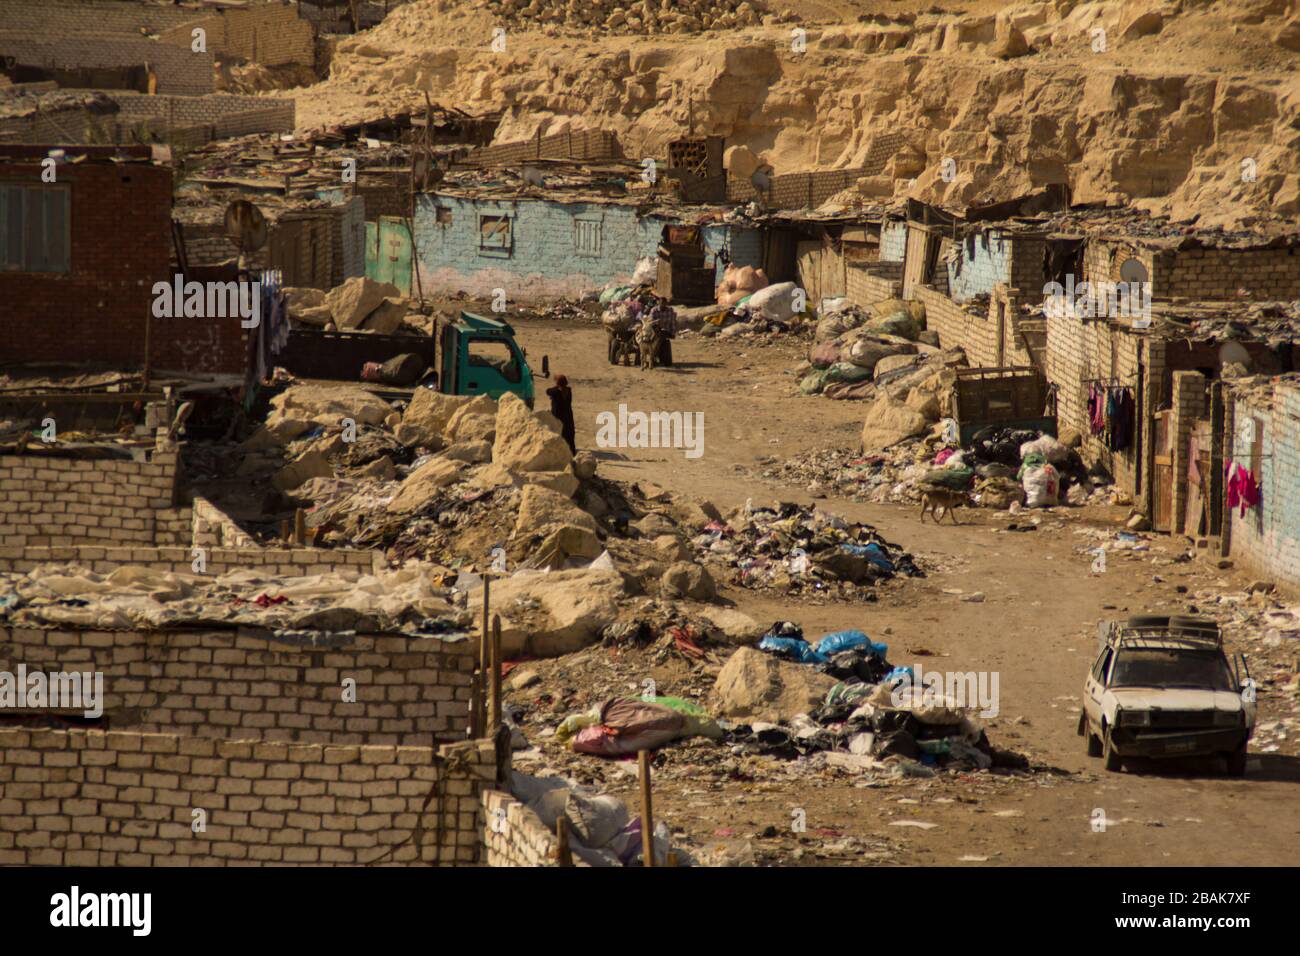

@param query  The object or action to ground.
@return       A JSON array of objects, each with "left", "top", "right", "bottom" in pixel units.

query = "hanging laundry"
[
  {"left": 1105, "top": 386, "right": 1134, "bottom": 452},
  {"left": 1225, "top": 462, "right": 1261, "bottom": 517}
]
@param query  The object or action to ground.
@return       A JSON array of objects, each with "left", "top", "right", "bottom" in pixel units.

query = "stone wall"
[
  {"left": 0, "top": 731, "right": 494, "bottom": 866},
  {"left": 0, "top": 624, "right": 474, "bottom": 745},
  {"left": 0, "top": 446, "right": 179, "bottom": 548}
]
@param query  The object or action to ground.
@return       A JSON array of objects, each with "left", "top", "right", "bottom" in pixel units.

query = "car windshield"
[{"left": 1110, "top": 649, "right": 1235, "bottom": 691}]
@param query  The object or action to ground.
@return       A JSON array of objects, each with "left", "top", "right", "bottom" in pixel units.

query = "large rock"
[
  {"left": 660, "top": 561, "right": 717, "bottom": 601},
  {"left": 1274, "top": 17, "right": 1300, "bottom": 51},
  {"left": 397, "top": 389, "right": 473, "bottom": 448},
  {"left": 712, "top": 647, "right": 838, "bottom": 723},
  {"left": 697, "top": 606, "right": 764, "bottom": 642},
  {"left": 269, "top": 383, "right": 393, "bottom": 428},
  {"left": 362, "top": 297, "right": 409, "bottom": 334},
  {"left": 326, "top": 276, "right": 400, "bottom": 330},
  {"left": 513, "top": 484, "right": 599, "bottom": 538},
  {"left": 467, "top": 568, "right": 624, "bottom": 656},
  {"left": 271, "top": 449, "right": 333, "bottom": 492},
  {"left": 861, "top": 394, "right": 930, "bottom": 451},
  {"left": 386, "top": 457, "right": 462, "bottom": 512},
  {"left": 493, "top": 392, "right": 573, "bottom": 474}
]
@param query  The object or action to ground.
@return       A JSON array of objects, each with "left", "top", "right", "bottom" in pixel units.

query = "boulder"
[
  {"left": 573, "top": 451, "right": 598, "bottom": 480},
  {"left": 652, "top": 534, "right": 692, "bottom": 562},
  {"left": 467, "top": 568, "right": 624, "bottom": 656},
  {"left": 269, "top": 383, "right": 393, "bottom": 428},
  {"left": 712, "top": 647, "right": 838, "bottom": 723},
  {"left": 660, "top": 561, "right": 717, "bottom": 601},
  {"left": 386, "top": 457, "right": 462, "bottom": 512},
  {"left": 1120, "top": 9, "right": 1163, "bottom": 39},
  {"left": 271, "top": 449, "right": 333, "bottom": 492},
  {"left": 325, "top": 276, "right": 400, "bottom": 330},
  {"left": 697, "top": 606, "right": 765, "bottom": 642},
  {"left": 362, "top": 297, "right": 409, "bottom": 334},
  {"left": 513, "top": 484, "right": 599, "bottom": 539},
  {"left": 293, "top": 304, "right": 334, "bottom": 328},
  {"left": 444, "top": 394, "right": 499, "bottom": 442},
  {"left": 493, "top": 392, "right": 574, "bottom": 474},
  {"left": 861, "top": 394, "right": 929, "bottom": 451},
  {"left": 441, "top": 440, "right": 493, "bottom": 464},
  {"left": 354, "top": 455, "right": 396, "bottom": 480},
  {"left": 397, "top": 389, "right": 473, "bottom": 448},
  {"left": 1274, "top": 17, "right": 1300, "bottom": 51}
]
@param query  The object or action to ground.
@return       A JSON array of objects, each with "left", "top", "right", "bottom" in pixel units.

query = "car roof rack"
[{"left": 1111, "top": 622, "right": 1223, "bottom": 649}]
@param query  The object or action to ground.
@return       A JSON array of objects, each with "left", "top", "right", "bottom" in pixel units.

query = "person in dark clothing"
[{"left": 547, "top": 375, "right": 577, "bottom": 453}]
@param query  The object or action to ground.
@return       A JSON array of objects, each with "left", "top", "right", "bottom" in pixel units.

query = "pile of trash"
[
  {"left": 0, "top": 561, "right": 472, "bottom": 638},
  {"left": 797, "top": 297, "right": 941, "bottom": 399},
  {"left": 714, "top": 630, "right": 1028, "bottom": 776},
  {"left": 557, "top": 695, "right": 723, "bottom": 756},
  {"left": 694, "top": 280, "right": 807, "bottom": 340},
  {"left": 690, "top": 501, "right": 922, "bottom": 595},
  {"left": 508, "top": 771, "right": 690, "bottom": 867}
]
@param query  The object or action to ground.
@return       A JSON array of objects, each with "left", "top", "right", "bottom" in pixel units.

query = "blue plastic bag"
[
  {"left": 815, "top": 629, "right": 887, "bottom": 659},
  {"left": 758, "top": 636, "right": 826, "bottom": 664}
]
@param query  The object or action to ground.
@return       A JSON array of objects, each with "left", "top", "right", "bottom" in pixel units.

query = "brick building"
[{"left": 0, "top": 144, "right": 248, "bottom": 375}]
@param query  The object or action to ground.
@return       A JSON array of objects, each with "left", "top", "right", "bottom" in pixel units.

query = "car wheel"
[
  {"left": 1102, "top": 725, "right": 1123, "bottom": 772},
  {"left": 1081, "top": 715, "right": 1102, "bottom": 757},
  {"left": 1225, "top": 743, "right": 1248, "bottom": 777}
]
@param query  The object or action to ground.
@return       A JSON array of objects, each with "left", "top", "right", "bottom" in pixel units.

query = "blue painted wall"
[
  {"left": 702, "top": 224, "right": 764, "bottom": 283},
  {"left": 945, "top": 229, "right": 1011, "bottom": 303},
  {"left": 412, "top": 194, "right": 663, "bottom": 299}
]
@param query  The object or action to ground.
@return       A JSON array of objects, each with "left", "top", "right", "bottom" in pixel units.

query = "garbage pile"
[
  {"left": 798, "top": 297, "right": 940, "bottom": 399},
  {"left": 508, "top": 771, "right": 690, "bottom": 867},
  {"left": 690, "top": 501, "right": 922, "bottom": 595},
  {"left": 695, "top": 280, "right": 807, "bottom": 340},
  {"left": 714, "top": 631, "right": 1028, "bottom": 776}
]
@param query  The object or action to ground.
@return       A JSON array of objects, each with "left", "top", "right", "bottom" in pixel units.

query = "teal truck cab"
[{"left": 438, "top": 311, "right": 540, "bottom": 407}]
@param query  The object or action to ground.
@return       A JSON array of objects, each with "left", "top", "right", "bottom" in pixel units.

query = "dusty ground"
[{"left": 497, "top": 312, "right": 1299, "bottom": 866}]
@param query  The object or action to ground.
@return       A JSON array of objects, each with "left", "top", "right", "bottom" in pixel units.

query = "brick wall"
[
  {"left": 1225, "top": 381, "right": 1300, "bottom": 591},
  {"left": 0, "top": 730, "right": 495, "bottom": 865},
  {"left": 0, "top": 36, "right": 214, "bottom": 95},
  {"left": 846, "top": 260, "right": 902, "bottom": 305},
  {"left": 0, "top": 624, "right": 474, "bottom": 745},
  {"left": 1156, "top": 245, "right": 1300, "bottom": 300},
  {"left": 113, "top": 92, "right": 295, "bottom": 139},
  {"left": 464, "top": 129, "right": 621, "bottom": 166},
  {"left": 481, "top": 788, "right": 565, "bottom": 867},
  {"left": 192, "top": 497, "right": 257, "bottom": 550},
  {"left": 157, "top": 2, "right": 315, "bottom": 68},
  {"left": 0, "top": 545, "right": 380, "bottom": 576},
  {"left": 915, "top": 285, "right": 998, "bottom": 367},
  {"left": 0, "top": 445, "right": 179, "bottom": 548},
  {"left": 879, "top": 219, "right": 907, "bottom": 262},
  {"left": 0, "top": 155, "right": 249, "bottom": 374},
  {"left": 0, "top": 0, "right": 197, "bottom": 39},
  {"left": 414, "top": 195, "right": 663, "bottom": 300}
]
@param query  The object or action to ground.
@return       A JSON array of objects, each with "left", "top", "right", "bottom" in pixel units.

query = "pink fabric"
[
  {"left": 934, "top": 448, "right": 956, "bottom": 466},
  {"left": 1225, "top": 462, "right": 1260, "bottom": 516}
]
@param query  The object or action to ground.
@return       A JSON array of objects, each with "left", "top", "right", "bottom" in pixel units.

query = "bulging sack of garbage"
[
  {"left": 1022, "top": 463, "right": 1060, "bottom": 508},
  {"left": 809, "top": 340, "right": 842, "bottom": 369},
  {"left": 816, "top": 629, "right": 887, "bottom": 658},
  {"left": 823, "top": 362, "right": 873, "bottom": 385},
  {"left": 800, "top": 368, "right": 835, "bottom": 394},
  {"left": 571, "top": 698, "right": 687, "bottom": 756},
  {"left": 1019, "top": 434, "right": 1069, "bottom": 464},
  {"left": 747, "top": 281, "right": 801, "bottom": 321},
  {"left": 631, "top": 256, "right": 658, "bottom": 286}
]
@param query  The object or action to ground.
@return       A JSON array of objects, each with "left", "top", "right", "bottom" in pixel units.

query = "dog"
[{"left": 918, "top": 485, "right": 969, "bottom": 524}]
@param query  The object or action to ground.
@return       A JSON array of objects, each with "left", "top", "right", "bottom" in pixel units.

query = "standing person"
[{"left": 547, "top": 374, "right": 577, "bottom": 454}]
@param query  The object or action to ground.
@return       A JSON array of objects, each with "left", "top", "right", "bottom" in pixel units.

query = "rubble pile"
[
  {"left": 478, "top": 0, "right": 789, "bottom": 35},
  {"left": 285, "top": 276, "right": 431, "bottom": 336},
  {"left": 0, "top": 562, "right": 471, "bottom": 638},
  {"left": 689, "top": 501, "right": 922, "bottom": 597}
]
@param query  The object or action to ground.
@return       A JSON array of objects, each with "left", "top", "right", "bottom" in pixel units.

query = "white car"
[{"left": 1079, "top": 615, "right": 1255, "bottom": 776}]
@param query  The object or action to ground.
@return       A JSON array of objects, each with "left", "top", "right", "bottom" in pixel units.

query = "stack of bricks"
[
  {"left": 0, "top": 626, "right": 475, "bottom": 745},
  {"left": 846, "top": 260, "right": 902, "bottom": 304},
  {"left": 464, "top": 129, "right": 622, "bottom": 166},
  {"left": 1154, "top": 245, "right": 1300, "bottom": 300},
  {"left": 192, "top": 497, "right": 257, "bottom": 550},
  {"left": 0, "top": 446, "right": 178, "bottom": 548},
  {"left": 157, "top": 1, "right": 316, "bottom": 69},
  {"left": 480, "top": 789, "right": 568, "bottom": 867},
  {"left": 0, "top": 731, "right": 495, "bottom": 866}
]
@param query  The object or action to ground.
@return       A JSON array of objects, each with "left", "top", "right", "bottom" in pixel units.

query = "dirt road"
[{"left": 508, "top": 315, "right": 1299, "bottom": 866}]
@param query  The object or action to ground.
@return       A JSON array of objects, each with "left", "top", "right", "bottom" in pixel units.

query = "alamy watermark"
[
  {"left": 1043, "top": 274, "right": 1151, "bottom": 325},
  {"left": 890, "top": 663, "right": 1000, "bottom": 718},
  {"left": 594, "top": 403, "right": 704, "bottom": 459},
  {"left": 151, "top": 276, "right": 261, "bottom": 328},
  {"left": 0, "top": 665, "right": 103, "bottom": 718}
]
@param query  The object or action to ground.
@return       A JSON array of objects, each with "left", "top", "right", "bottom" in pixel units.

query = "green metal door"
[
  {"left": 377, "top": 217, "right": 412, "bottom": 295},
  {"left": 364, "top": 221, "right": 380, "bottom": 280}
]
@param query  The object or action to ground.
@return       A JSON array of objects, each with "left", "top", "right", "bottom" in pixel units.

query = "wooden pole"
[
  {"left": 293, "top": 508, "right": 306, "bottom": 546},
  {"left": 489, "top": 614, "right": 502, "bottom": 730},
  {"left": 638, "top": 749, "right": 654, "bottom": 867},
  {"left": 555, "top": 815, "right": 573, "bottom": 867}
]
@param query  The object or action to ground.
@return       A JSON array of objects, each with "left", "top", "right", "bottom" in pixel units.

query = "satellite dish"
[
  {"left": 1118, "top": 257, "right": 1148, "bottom": 285},
  {"left": 224, "top": 200, "right": 267, "bottom": 268}
]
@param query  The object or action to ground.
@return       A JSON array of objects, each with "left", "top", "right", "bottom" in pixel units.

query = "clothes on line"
[
  {"left": 1086, "top": 382, "right": 1134, "bottom": 451},
  {"left": 1225, "top": 461, "right": 1261, "bottom": 517}
]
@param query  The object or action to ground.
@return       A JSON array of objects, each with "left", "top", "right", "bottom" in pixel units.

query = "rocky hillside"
[{"left": 295, "top": 0, "right": 1300, "bottom": 228}]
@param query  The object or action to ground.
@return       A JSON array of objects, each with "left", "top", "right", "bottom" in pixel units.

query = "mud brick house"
[
  {"left": 0, "top": 144, "right": 248, "bottom": 375},
  {"left": 411, "top": 160, "right": 763, "bottom": 301}
]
